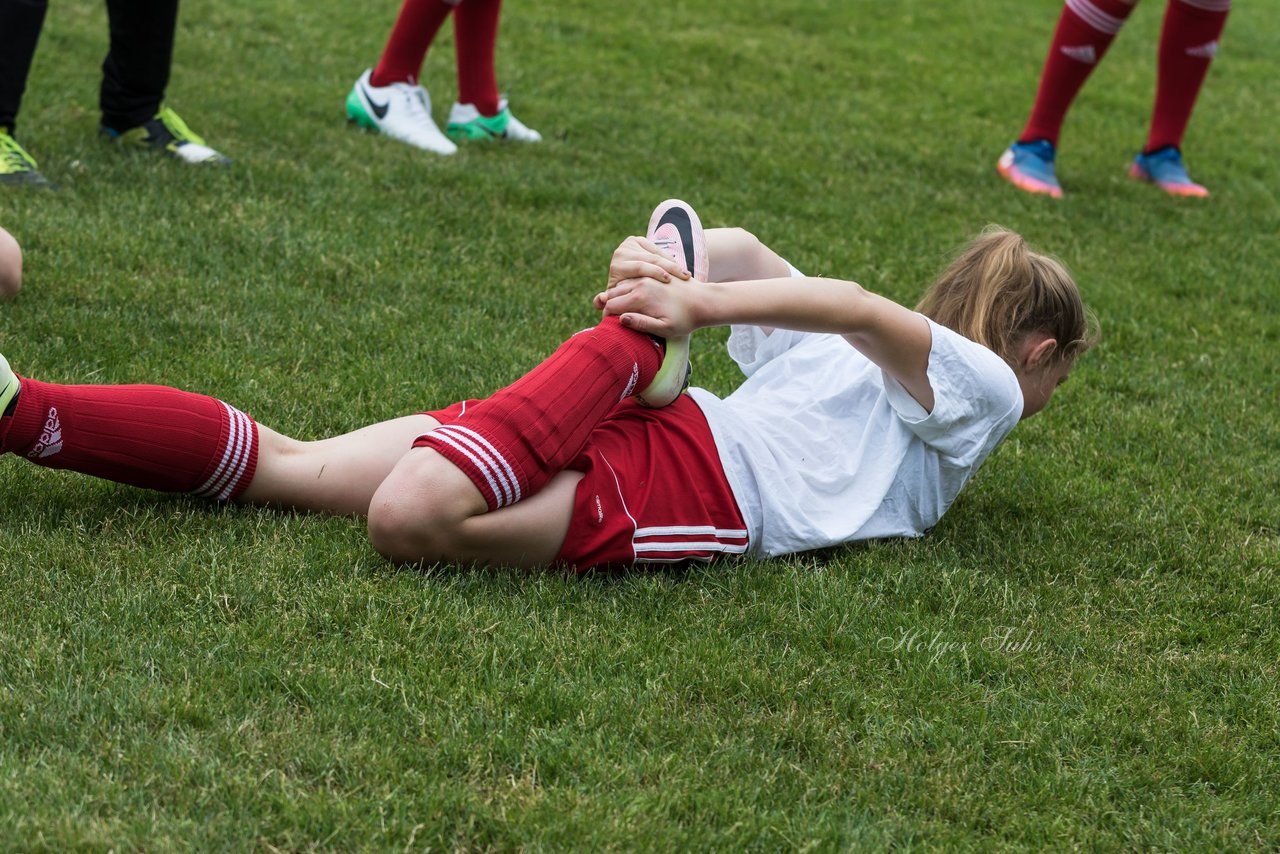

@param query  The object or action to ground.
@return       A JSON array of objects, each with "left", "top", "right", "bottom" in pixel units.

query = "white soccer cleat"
[{"left": 345, "top": 69, "right": 458, "bottom": 156}]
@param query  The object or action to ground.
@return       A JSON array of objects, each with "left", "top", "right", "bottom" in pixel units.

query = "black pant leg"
[
  {"left": 99, "top": 0, "right": 179, "bottom": 131},
  {"left": 0, "top": 0, "right": 50, "bottom": 133}
]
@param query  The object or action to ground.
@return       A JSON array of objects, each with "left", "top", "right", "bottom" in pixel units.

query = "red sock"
[
  {"left": 1145, "top": 0, "right": 1230, "bottom": 152},
  {"left": 370, "top": 0, "right": 455, "bottom": 87},
  {"left": 1020, "top": 0, "right": 1137, "bottom": 145},
  {"left": 0, "top": 379, "right": 258, "bottom": 500},
  {"left": 453, "top": 0, "right": 502, "bottom": 115},
  {"left": 414, "top": 317, "right": 663, "bottom": 511}
]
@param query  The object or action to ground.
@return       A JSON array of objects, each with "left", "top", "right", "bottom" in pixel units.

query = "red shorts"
[{"left": 422, "top": 396, "right": 748, "bottom": 570}]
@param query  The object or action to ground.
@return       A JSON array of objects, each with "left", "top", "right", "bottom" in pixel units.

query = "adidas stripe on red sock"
[
  {"left": 1145, "top": 0, "right": 1231, "bottom": 152},
  {"left": 0, "top": 379, "right": 258, "bottom": 500},
  {"left": 453, "top": 0, "right": 502, "bottom": 116},
  {"left": 1020, "top": 0, "right": 1137, "bottom": 146},
  {"left": 371, "top": 0, "right": 455, "bottom": 87},
  {"left": 413, "top": 317, "right": 663, "bottom": 511}
]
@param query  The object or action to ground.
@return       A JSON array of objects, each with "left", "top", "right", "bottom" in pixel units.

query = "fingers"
[
  {"left": 613, "top": 236, "right": 692, "bottom": 280},
  {"left": 618, "top": 313, "right": 666, "bottom": 336},
  {"left": 610, "top": 258, "right": 676, "bottom": 284}
]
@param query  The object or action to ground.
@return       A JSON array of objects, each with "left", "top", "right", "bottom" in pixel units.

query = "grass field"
[{"left": 2, "top": 0, "right": 1278, "bottom": 848}]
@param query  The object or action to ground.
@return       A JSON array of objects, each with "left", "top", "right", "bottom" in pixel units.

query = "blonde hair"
[{"left": 915, "top": 226, "right": 1098, "bottom": 367}]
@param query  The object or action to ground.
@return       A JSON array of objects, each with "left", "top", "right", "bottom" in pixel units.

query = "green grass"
[{"left": 2, "top": 0, "right": 1278, "bottom": 848}]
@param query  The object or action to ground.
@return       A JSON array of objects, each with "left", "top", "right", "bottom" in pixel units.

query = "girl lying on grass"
[{"left": 0, "top": 201, "right": 1095, "bottom": 569}]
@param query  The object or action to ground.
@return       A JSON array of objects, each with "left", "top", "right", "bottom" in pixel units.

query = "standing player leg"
[
  {"left": 997, "top": 0, "right": 1139, "bottom": 197},
  {"left": 346, "top": 0, "right": 459, "bottom": 154},
  {"left": 1130, "top": 0, "right": 1231, "bottom": 196},
  {"left": 445, "top": 0, "right": 541, "bottom": 143},
  {"left": 0, "top": 0, "right": 51, "bottom": 186},
  {"left": 98, "top": 0, "right": 228, "bottom": 164}
]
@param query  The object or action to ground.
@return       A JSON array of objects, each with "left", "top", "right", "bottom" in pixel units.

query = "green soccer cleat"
[
  {"left": 446, "top": 99, "right": 542, "bottom": 143},
  {"left": 0, "top": 130, "right": 51, "bottom": 187},
  {"left": 0, "top": 350, "right": 20, "bottom": 415},
  {"left": 101, "top": 106, "right": 231, "bottom": 165}
]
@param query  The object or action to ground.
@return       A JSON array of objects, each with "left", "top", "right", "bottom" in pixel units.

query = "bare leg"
[
  {"left": 367, "top": 446, "right": 578, "bottom": 568},
  {"left": 240, "top": 414, "right": 440, "bottom": 516},
  {"left": 705, "top": 227, "right": 792, "bottom": 283}
]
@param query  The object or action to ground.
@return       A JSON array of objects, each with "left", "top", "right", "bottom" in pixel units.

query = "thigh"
[
  {"left": 241, "top": 414, "right": 440, "bottom": 516},
  {"left": 371, "top": 443, "right": 581, "bottom": 568}
]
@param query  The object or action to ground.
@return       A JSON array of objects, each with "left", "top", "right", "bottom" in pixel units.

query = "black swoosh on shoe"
[{"left": 360, "top": 84, "right": 390, "bottom": 120}]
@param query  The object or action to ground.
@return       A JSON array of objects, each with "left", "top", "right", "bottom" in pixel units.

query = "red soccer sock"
[
  {"left": 370, "top": 0, "right": 455, "bottom": 87},
  {"left": 453, "top": 0, "right": 502, "bottom": 115},
  {"left": 414, "top": 317, "right": 663, "bottom": 511},
  {"left": 1019, "top": 0, "right": 1137, "bottom": 146},
  {"left": 0, "top": 378, "right": 257, "bottom": 500},
  {"left": 1145, "top": 0, "right": 1231, "bottom": 152}
]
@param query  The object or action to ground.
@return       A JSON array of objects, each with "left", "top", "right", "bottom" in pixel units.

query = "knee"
[
  {"left": 0, "top": 228, "right": 23, "bottom": 298},
  {"left": 366, "top": 451, "right": 479, "bottom": 565}
]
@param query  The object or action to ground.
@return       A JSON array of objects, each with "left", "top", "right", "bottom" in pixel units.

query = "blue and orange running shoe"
[
  {"left": 997, "top": 139, "right": 1063, "bottom": 199},
  {"left": 1129, "top": 146, "right": 1209, "bottom": 198}
]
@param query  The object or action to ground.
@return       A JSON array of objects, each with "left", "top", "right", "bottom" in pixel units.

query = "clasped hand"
[{"left": 593, "top": 235, "right": 701, "bottom": 338}]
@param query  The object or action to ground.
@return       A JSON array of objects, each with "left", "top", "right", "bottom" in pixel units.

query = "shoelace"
[{"left": 396, "top": 85, "right": 433, "bottom": 125}]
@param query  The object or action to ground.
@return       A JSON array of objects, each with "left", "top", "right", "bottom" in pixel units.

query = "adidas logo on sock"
[
  {"left": 1060, "top": 44, "right": 1098, "bottom": 64},
  {"left": 29, "top": 406, "right": 63, "bottom": 459},
  {"left": 620, "top": 361, "right": 639, "bottom": 401},
  {"left": 1185, "top": 41, "right": 1218, "bottom": 58}
]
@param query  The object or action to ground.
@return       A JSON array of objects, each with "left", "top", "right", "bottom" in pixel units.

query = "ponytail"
[{"left": 916, "top": 226, "right": 1098, "bottom": 366}]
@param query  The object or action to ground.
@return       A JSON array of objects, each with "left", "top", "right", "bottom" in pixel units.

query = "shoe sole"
[
  {"left": 634, "top": 199, "right": 706, "bottom": 409},
  {"left": 1128, "top": 163, "right": 1209, "bottom": 197}
]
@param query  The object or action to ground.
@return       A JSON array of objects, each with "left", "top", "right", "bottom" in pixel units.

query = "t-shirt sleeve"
[
  {"left": 881, "top": 317, "right": 1024, "bottom": 462},
  {"left": 726, "top": 259, "right": 822, "bottom": 377}
]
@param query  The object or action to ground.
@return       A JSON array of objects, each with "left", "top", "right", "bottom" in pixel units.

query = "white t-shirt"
[{"left": 686, "top": 267, "right": 1024, "bottom": 558}]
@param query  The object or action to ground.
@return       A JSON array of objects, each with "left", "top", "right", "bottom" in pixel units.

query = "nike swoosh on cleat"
[
  {"left": 654, "top": 207, "right": 697, "bottom": 273},
  {"left": 360, "top": 84, "right": 390, "bottom": 119}
]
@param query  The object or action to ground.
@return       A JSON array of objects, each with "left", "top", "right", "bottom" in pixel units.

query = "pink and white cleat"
[{"left": 634, "top": 199, "right": 707, "bottom": 408}]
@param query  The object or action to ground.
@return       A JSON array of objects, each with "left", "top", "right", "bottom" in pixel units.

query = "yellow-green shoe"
[
  {"left": 0, "top": 130, "right": 51, "bottom": 187},
  {"left": 0, "top": 351, "right": 20, "bottom": 415},
  {"left": 102, "top": 106, "right": 231, "bottom": 165}
]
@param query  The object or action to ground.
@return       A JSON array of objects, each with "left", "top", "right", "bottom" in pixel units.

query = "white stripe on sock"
[
  {"left": 447, "top": 425, "right": 523, "bottom": 504},
  {"left": 216, "top": 410, "right": 255, "bottom": 501},
  {"left": 1178, "top": 0, "right": 1230, "bottom": 11},
  {"left": 201, "top": 408, "right": 248, "bottom": 499},
  {"left": 1065, "top": 0, "right": 1127, "bottom": 34},
  {"left": 430, "top": 428, "right": 511, "bottom": 507},
  {"left": 195, "top": 401, "right": 239, "bottom": 495}
]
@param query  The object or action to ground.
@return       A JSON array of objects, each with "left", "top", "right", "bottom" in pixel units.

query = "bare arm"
[{"left": 600, "top": 274, "right": 936, "bottom": 411}]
